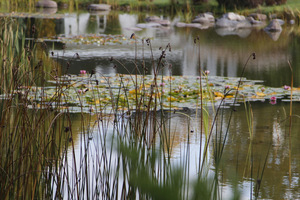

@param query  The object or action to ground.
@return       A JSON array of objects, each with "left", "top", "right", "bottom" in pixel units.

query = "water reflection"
[
  {"left": 219, "top": 102, "right": 300, "bottom": 199},
  {"left": 156, "top": 102, "right": 300, "bottom": 199},
  {"left": 30, "top": 11, "right": 299, "bottom": 87},
  {"left": 2, "top": 10, "right": 300, "bottom": 198},
  {"left": 67, "top": 101, "right": 300, "bottom": 199}
]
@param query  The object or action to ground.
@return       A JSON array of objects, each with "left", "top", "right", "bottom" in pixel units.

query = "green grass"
[{"left": 240, "top": 0, "right": 300, "bottom": 17}]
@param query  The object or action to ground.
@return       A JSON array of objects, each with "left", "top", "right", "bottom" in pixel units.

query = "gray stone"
[
  {"left": 249, "top": 13, "right": 267, "bottom": 21},
  {"left": 175, "top": 22, "right": 202, "bottom": 29},
  {"left": 145, "top": 16, "right": 171, "bottom": 26},
  {"left": 192, "top": 12, "right": 215, "bottom": 24},
  {"left": 36, "top": 0, "right": 57, "bottom": 8},
  {"left": 125, "top": 27, "right": 143, "bottom": 32},
  {"left": 145, "top": 16, "right": 160, "bottom": 22},
  {"left": 136, "top": 23, "right": 162, "bottom": 29},
  {"left": 175, "top": 22, "right": 187, "bottom": 27},
  {"left": 246, "top": 17, "right": 266, "bottom": 27},
  {"left": 216, "top": 18, "right": 251, "bottom": 29},
  {"left": 274, "top": 19, "right": 285, "bottom": 25},
  {"left": 87, "top": 4, "right": 111, "bottom": 11},
  {"left": 156, "top": 19, "right": 171, "bottom": 26},
  {"left": 216, "top": 18, "right": 238, "bottom": 28},
  {"left": 36, "top": 7, "right": 57, "bottom": 14},
  {"left": 222, "top": 12, "right": 246, "bottom": 21},
  {"left": 264, "top": 19, "right": 282, "bottom": 32}
]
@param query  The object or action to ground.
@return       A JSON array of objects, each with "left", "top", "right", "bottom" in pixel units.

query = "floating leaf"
[{"left": 256, "top": 92, "right": 266, "bottom": 97}]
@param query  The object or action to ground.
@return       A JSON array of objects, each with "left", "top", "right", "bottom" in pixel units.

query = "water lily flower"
[
  {"left": 204, "top": 70, "right": 210, "bottom": 75},
  {"left": 270, "top": 96, "right": 277, "bottom": 105},
  {"left": 225, "top": 85, "right": 230, "bottom": 90},
  {"left": 160, "top": 82, "right": 165, "bottom": 87},
  {"left": 80, "top": 70, "right": 86, "bottom": 74},
  {"left": 283, "top": 85, "right": 291, "bottom": 90},
  {"left": 270, "top": 96, "right": 276, "bottom": 101},
  {"left": 261, "top": 87, "right": 265, "bottom": 92}
]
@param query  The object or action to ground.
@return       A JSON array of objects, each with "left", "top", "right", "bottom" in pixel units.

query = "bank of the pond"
[{"left": 2, "top": 0, "right": 300, "bottom": 20}]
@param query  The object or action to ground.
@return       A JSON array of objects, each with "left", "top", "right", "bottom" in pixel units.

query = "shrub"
[
  {"left": 217, "top": 0, "right": 263, "bottom": 8},
  {"left": 265, "top": 0, "right": 287, "bottom": 6},
  {"left": 217, "top": 0, "right": 286, "bottom": 8}
]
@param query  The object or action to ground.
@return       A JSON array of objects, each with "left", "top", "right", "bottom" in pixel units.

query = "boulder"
[
  {"left": 246, "top": 17, "right": 266, "bottom": 27},
  {"left": 125, "top": 27, "right": 143, "bottom": 32},
  {"left": 145, "top": 16, "right": 160, "bottom": 22},
  {"left": 175, "top": 22, "right": 187, "bottom": 27},
  {"left": 36, "top": 7, "right": 57, "bottom": 14},
  {"left": 136, "top": 23, "right": 162, "bottom": 29},
  {"left": 145, "top": 16, "right": 171, "bottom": 26},
  {"left": 264, "top": 19, "right": 282, "bottom": 32},
  {"left": 216, "top": 18, "right": 251, "bottom": 28},
  {"left": 175, "top": 22, "right": 202, "bottom": 29},
  {"left": 222, "top": 12, "right": 246, "bottom": 21},
  {"left": 192, "top": 12, "right": 215, "bottom": 24},
  {"left": 156, "top": 19, "right": 171, "bottom": 26},
  {"left": 87, "top": 4, "right": 111, "bottom": 11},
  {"left": 36, "top": 0, "right": 57, "bottom": 8},
  {"left": 274, "top": 19, "right": 285, "bottom": 25},
  {"left": 249, "top": 13, "right": 267, "bottom": 21}
]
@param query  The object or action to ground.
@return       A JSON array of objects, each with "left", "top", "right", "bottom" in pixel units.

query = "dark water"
[
  {"left": 13, "top": 10, "right": 300, "bottom": 88},
  {"left": 2, "top": 9, "right": 300, "bottom": 199}
]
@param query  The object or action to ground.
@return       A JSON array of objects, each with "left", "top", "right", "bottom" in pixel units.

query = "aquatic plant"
[{"left": 1, "top": 16, "right": 299, "bottom": 200}]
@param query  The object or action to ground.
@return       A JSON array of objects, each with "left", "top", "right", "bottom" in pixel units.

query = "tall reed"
[{"left": 0, "top": 17, "right": 262, "bottom": 199}]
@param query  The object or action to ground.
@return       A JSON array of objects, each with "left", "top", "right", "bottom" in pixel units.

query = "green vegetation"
[
  {"left": 241, "top": 0, "right": 300, "bottom": 17},
  {"left": 2, "top": 17, "right": 284, "bottom": 199}
]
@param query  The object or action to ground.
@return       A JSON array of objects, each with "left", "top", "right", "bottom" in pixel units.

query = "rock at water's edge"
[
  {"left": 36, "top": 0, "right": 57, "bottom": 8},
  {"left": 87, "top": 4, "right": 111, "bottom": 11},
  {"left": 264, "top": 19, "right": 282, "bottom": 32}
]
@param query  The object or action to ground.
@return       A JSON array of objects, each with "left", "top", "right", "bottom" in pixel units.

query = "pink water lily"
[
  {"left": 80, "top": 70, "right": 87, "bottom": 74},
  {"left": 270, "top": 96, "right": 277, "bottom": 105},
  {"left": 160, "top": 82, "right": 165, "bottom": 87},
  {"left": 204, "top": 70, "right": 210, "bottom": 75},
  {"left": 270, "top": 96, "right": 276, "bottom": 101},
  {"left": 225, "top": 85, "right": 230, "bottom": 89},
  {"left": 283, "top": 85, "right": 291, "bottom": 90}
]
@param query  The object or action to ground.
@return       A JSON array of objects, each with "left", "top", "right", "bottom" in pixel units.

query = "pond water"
[
  {"left": 14, "top": 10, "right": 300, "bottom": 87},
  {"left": 2, "top": 9, "right": 300, "bottom": 199}
]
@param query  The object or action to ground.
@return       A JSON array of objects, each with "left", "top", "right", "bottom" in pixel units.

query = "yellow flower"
[
  {"left": 256, "top": 92, "right": 266, "bottom": 97},
  {"left": 167, "top": 96, "right": 178, "bottom": 102},
  {"left": 214, "top": 92, "right": 224, "bottom": 98}
]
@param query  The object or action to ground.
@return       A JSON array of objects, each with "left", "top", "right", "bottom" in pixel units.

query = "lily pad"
[{"left": 12, "top": 73, "right": 299, "bottom": 113}]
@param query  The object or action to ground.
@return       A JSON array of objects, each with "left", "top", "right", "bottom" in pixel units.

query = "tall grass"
[{"left": 0, "top": 16, "right": 270, "bottom": 199}]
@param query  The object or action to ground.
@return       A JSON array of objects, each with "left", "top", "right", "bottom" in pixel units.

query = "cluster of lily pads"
[
  {"left": 8, "top": 72, "right": 299, "bottom": 113},
  {"left": 57, "top": 34, "right": 132, "bottom": 45}
]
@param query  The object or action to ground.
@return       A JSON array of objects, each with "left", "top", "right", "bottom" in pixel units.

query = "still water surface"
[{"left": 5, "top": 9, "right": 300, "bottom": 199}]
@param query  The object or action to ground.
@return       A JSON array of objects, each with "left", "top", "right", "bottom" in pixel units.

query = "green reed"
[{"left": 0, "top": 16, "right": 269, "bottom": 199}]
